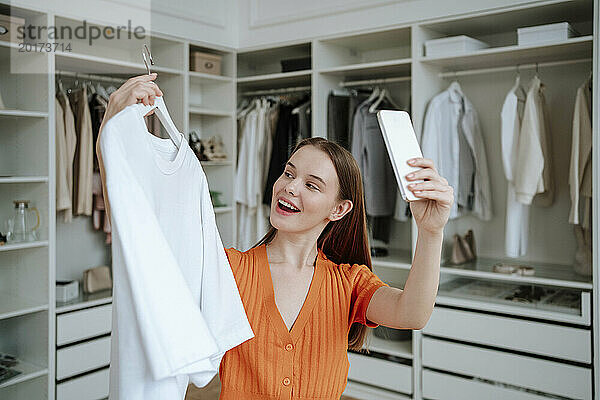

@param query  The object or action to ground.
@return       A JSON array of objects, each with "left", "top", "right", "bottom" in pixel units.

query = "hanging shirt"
[
  {"left": 99, "top": 101, "right": 254, "bottom": 400},
  {"left": 56, "top": 91, "right": 77, "bottom": 223},
  {"left": 219, "top": 243, "right": 389, "bottom": 400},
  {"left": 569, "top": 78, "right": 593, "bottom": 276},
  {"left": 421, "top": 82, "right": 492, "bottom": 220},
  {"left": 514, "top": 76, "right": 554, "bottom": 206},
  {"left": 69, "top": 86, "right": 94, "bottom": 216},
  {"left": 569, "top": 79, "right": 592, "bottom": 227},
  {"left": 351, "top": 98, "right": 398, "bottom": 218},
  {"left": 500, "top": 79, "right": 529, "bottom": 257},
  {"left": 55, "top": 98, "right": 71, "bottom": 218}
]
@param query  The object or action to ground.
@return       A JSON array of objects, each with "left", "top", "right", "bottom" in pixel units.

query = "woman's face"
[{"left": 270, "top": 145, "right": 352, "bottom": 233}]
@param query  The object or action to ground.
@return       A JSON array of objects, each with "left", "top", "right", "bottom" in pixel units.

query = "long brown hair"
[{"left": 254, "top": 137, "right": 372, "bottom": 351}]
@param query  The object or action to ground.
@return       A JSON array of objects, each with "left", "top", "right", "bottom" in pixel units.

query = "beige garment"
[
  {"left": 55, "top": 99, "right": 70, "bottom": 215},
  {"left": 69, "top": 87, "right": 94, "bottom": 216},
  {"left": 56, "top": 92, "right": 78, "bottom": 222},
  {"left": 514, "top": 76, "right": 554, "bottom": 206},
  {"left": 569, "top": 81, "right": 592, "bottom": 228}
]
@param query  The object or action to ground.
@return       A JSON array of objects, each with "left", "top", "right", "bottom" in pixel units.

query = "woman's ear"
[{"left": 330, "top": 199, "right": 353, "bottom": 221}]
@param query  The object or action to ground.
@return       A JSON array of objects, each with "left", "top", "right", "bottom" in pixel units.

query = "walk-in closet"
[{"left": 0, "top": 1, "right": 598, "bottom": 399}]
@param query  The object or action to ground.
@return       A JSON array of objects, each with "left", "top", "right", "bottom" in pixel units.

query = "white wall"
[
  {"left": 12, "top": 0, "right": 237, "bottom": 47},
  {"left": 238, "top": 0, "right": 549, "bottom": 48}
]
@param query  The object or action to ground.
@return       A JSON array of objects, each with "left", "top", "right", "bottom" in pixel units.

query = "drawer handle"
[{"left": 204, "top": 61, "right": 214, "bottom": 69}]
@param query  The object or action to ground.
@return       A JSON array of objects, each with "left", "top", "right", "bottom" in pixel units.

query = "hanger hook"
[
  {"left": 516, "top": 64, "right": 520, "bottom": 77},
  {"left": 535, "top": 62, "right": 539, "bottom": 76},
  {"left": 142, "top": 44, "right": 154, "bottom": 75}
]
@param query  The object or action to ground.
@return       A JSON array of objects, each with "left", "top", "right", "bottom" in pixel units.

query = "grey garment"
[
  {"left": 327, "top": 93, "right": 350, "bottom": 150},
  {"left": 348, "top": 93, "right": 370, "bottom": 150},
  {"left": 456, "top": 97, "right": 476, "bottom": 211},
  {"left": 296, "top": 101, "right": 311, "bottom": 140},
  {"left": 351, "top": 99, "right": 397, "bottom": 217}
]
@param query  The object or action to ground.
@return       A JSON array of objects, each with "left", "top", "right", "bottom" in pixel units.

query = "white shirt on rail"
[{"left": 99, "top": 99, "right": 253, "bottom": 400}]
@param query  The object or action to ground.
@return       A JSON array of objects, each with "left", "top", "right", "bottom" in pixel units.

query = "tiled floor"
[{"left": 185, "top": 376, "right": 358, "bottom": 400}]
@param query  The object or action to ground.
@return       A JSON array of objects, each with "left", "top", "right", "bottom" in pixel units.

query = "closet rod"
[
  {"left": 56, "top": 70, "right": 127, "bottom": 84},
  {"left": 242, "top": 85, "right": 311, "bottom": 96},
  {"left": 438, "top": 58, "right": 592, "bottom": 78},
  {"left": 339, "top": 76, "right": 412, "bottom": 87}
]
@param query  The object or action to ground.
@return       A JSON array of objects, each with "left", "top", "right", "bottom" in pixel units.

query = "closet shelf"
[
  {"left": 0, "top": 241, "right": 49, "bottom": 252},
  {"left": 419, "top": 36, "right": 593, "bottom": 71},
  {"left": 188, "top": 71, "right": 233, "bottom": 83},
  {"left": 0, "top": 176, "right": 48, "bottom": 184},
  {"left": 0, "top": 293, "right": 48, "bottom": 320},
  {"left": 188, "top": 106, "right": 232, "bottom": 117},
  {"left": 56, "top": 288, "right": 112, "bottom": 314},
  {"left": 55, "top": 51, "right": 183, "bottom": 76},
  {"left": 0, "top": 359, "right": 48, "bottom": 389},
  {"left": 201, "top": 160, "right": 233, "bottom": 166},
  {"left": 371, "top": 248, "right": 412, "bottom": 270},
  {"left": 440, "top": 258, "right": 592, "bottom": 290},
  {"left": 364, "top": 333, "right": 413, "bottom": 359},
  {"left": 0, "top": 40, "right": 21, "bottom": 50},
  {"left": 318, "top": 59, "right": 412, "bottom": 79},
  {"left": 0, "top": 109, "right": 48, "bottom": 118},
  {"left": 237, "top": 70, "right": 312, "bottom": 90},
  {"left": 214, "top": 206, "right": 233, "bottom": 214}
]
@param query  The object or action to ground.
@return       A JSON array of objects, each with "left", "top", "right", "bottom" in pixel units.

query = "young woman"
[{"left": 97, "top": 74, "right": 453, "bottom": 400}]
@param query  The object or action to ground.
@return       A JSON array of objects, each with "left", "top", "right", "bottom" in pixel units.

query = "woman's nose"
[{"left": 285, "top": 179, "right": 299, "bottom": 195}]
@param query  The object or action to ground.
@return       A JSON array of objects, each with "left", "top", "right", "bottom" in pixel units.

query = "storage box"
[
  {"left": 0, "top": 14, "right": 25, "bottom": 44},
  {"left": 517, "top": 22, "right": 577, "bottom": 46},
  {"left": 56, "top": 280, "right": 79, "bottom": 303},
  {"left": 190, "top": 51, "right": 222, "bottom": 75},
  {"left": 425, "top": 35, "right": 489, "bottom": 57},
  {"left": 280, "top": 57, "right": 311, "bottom": 73}
]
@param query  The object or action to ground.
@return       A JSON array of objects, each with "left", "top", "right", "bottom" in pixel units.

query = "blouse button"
[
  {"left": 282, "top": 377, "right": 291, "bottom": 386},
  {"left": 285, "top": 343, "right": 294, "bottom": 351}
]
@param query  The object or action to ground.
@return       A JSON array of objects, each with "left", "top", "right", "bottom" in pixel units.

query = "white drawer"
[
  {"left": 56, "top": 367, "right": 109, "bottom": 400},
  {"left": 422, "top": 369, "right": 553, "bottom": 400},
  {"left": 423, "top": 307, "right": 591, "bottom": 363},
  {"left": 57, "top": 304, "right": 112, "bottom": 346},
  {"left": 348, "top": 352, "right": 412, "bottom": 394},
  {"left": 422, "top": 337, "right": 592, "bottom": 399},
  {"left": 56, "top": 336, "right": 111, "bottom": 380}
]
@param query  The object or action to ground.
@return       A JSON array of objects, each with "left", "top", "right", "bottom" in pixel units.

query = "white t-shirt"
[{"left": 100, "top": 99, "right": 254, "bottom": 400}]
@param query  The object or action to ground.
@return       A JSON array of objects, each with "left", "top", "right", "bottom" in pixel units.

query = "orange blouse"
[{"left": 219, "top": 243, "right": 389, "bottom": 400}]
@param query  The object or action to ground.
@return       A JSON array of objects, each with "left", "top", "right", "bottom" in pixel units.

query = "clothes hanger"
[
  {"left": 512, "top": 65, "right": 527, "bottom": 101},
  {"left": 292, "top": 98, "right": 310, "bottom": 115},
  {"left": 141, "top": 44, "right": 182, "bottom": 149}
]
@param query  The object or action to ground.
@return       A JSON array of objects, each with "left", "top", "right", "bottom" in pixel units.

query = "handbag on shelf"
[
  {"left": 82, "top": 265, "right": 112, "bottom": 293},
  {"left": 449, "top": 229, "right": 477, "bottom": 265}
]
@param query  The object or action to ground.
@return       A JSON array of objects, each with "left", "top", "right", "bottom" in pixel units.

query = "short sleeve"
[
  {"left": 347, "top": 264, "right": 389, "bottom": 328},
  {"left": 224, "top": 247, "right": 243, "bottom": 276}
]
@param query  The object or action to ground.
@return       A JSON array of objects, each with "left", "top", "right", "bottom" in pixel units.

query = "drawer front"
[
  {"left": 57, "top": 304, "right": 112, "bottom": 346},
  {"left": 57, "top": 336, "right": 111, "bottom": 380},
  {"left": 348, "top": 352, "right": 412, "bottom": 394},
  {"left": 422, "top": 369, "right": 552, "bottom": 400},
  {"left": 56, "top": 367, "right": 109, "bottom": 400},
  {"left": 422, "top": 337, "right": 592, "bottom": 399},
  {"left": 423, "top": 307, "right": 591, "bottom": 363}
]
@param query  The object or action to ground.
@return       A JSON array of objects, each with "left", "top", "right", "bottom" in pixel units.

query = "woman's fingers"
[
  {"left": 407, "top": 180, "right": 449, "bottom": 192},
  {"left": 412, "top": 187, "right": 454, "bottom": 205},
  {"left": 408, "top": 157, "right": 436, "bottom": 171}
]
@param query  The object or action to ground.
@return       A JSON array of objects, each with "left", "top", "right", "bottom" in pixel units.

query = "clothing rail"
[
  {"left": 242, "top": 86, "right": 311, "bottom": 96},
  {"left": 339, "top": 76, "right": 412, "bottom": 87},
  {"left": 438, "top": 58, "right": 592, "bottom": 78},
  {"left": 56, "top": 70, "right": 127, "bottom": 84}
]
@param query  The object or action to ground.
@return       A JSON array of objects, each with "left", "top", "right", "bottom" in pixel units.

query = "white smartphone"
[{"left": 376, "top": 110, "right": 424, "bottom": 202}]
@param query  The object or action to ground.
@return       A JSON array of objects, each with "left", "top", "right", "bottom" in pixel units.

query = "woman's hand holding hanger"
[{"left": 101, "top": 73, "right": 163, "bottom": 130}]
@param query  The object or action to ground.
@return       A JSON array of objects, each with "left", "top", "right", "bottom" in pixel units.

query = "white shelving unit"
[{"left": 1, "top": 1, "right": 597, "bottom": 399}]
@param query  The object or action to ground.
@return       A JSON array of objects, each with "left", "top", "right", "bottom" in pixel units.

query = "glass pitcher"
[{"left": 9, "top": 200, "right": 40, "bottom": 242}]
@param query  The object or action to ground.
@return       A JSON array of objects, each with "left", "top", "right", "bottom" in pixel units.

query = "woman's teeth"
[{"left": 278, "top": 199, "right": 300, "bottom": 212}]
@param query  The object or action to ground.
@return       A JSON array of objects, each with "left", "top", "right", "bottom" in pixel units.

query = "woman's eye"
[
  {"left": 284, "top": 171, "right": 293, "bottom": 178},
  {"left": 307, "top": 183, "right": 318, "bottom": 190}
]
